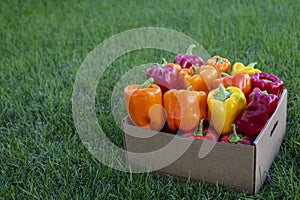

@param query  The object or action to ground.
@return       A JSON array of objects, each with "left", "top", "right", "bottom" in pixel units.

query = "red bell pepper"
[
  {"left": 220, "top": 124, "right": 252, "bottom": 145},
  {"left": 181, "top": 119, "right": 218, "bottom": 141},
  {"left": 174, "top": 44, "right": 204, "bottom": 69},
  {"left": 235, "top": 87, "right": 279, "bottom": 137},
  {"left": 250, "top": 72, "right": 284, "bottom": 97}
]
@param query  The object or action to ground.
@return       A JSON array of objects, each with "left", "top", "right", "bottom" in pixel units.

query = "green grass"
[{"left": 1, "top": 0, "right": 299, "bottom": 199}]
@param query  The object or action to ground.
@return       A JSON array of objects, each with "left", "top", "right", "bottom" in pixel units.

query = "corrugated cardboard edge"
[
  {"left": 253, "top": 89, "right": 287, "bottom": 194},
  {"left": 121, "top": 120, "right": 128, "bottom": 166}
]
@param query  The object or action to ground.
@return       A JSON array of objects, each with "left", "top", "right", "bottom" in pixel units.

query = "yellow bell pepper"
[
  {"left": 207, "top": 84, "right": 247, "bottom": 135},
  {"left": 231, "top": 62, "right": 261, "bottom": 76}
]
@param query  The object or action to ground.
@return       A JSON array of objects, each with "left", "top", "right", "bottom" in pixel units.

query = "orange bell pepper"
[
  {"left": 182, "top": 65, "right": 221, "bottom": 92},
  {"left": 211, "top": 73, "right": 252, "bottom": 99},
  {"left": 163, "top": 59, "right": 182, "bottom": 72},
  {"left": 206, "top": 55, "right": 231, "bottom": 73},
  {"left": 124, "top": 78, "right": 165, "bottom": 130},
  {"left": 163, "top": 87, "right": 207, "bottom": 132},
  {"left": 179, "top": 67, "right": 193, "bottom": 76}
]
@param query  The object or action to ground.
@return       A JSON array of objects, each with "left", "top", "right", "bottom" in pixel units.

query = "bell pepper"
[
  {"left": 163, "top": 87, "right": 207, "bottom": 132},
  {"left": 230, "top": 62, "right": 261, "bottom": 76},
  {"left": 146, "top": 60, "right": 190, "bottom": 93},
  {"left": 174, "top": 44, "right": 204, "bottom": 69},
  {"left": 220, "top": 124, "right": 252, "bottom": 145},
  {"left": 179, "top": 67, "right": 193, "bottom": 76},
  {"left": 182, "top": 65, "right": 221, "bottom": 92},
  {"left": 212, "top": 73, "right": 252, "bottom": 99},
  {"left": 181, "top": 119, "right": 218, "bottom": 141},
  {"left": 124, "top": 78, "right": 165, "bottom": 130},
  {"left": 207, "top": 84, "right": 247, "bottom": 135},
  {"left": 235, "top": 87, "right": 279, "bottom": 137},
  {"left": 162, "top": 58, "right": 182, "bottom": 72},
  {"left": 250, "top": 72, "right": 284, "bottom": 97},
  {"left": 206, "top": 55, "right": 231, "bottom": 73}
]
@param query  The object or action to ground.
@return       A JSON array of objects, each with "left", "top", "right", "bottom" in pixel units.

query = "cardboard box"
[{"left": 122, "top": 89, "right": 287, "bottom": 195}]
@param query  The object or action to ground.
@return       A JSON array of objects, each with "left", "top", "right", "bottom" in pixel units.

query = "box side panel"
[
  {"left": 122, "top": 118, "right": 175, "bottom": 153},
  {"left": 158, "top": 141, "right": 255, "bottom": 193},
  {"left": 254, "top": 89, "right": 287, "bottom": 194},
  {"left": 123, "top": 117, "right": 255, "bottom": 194}
]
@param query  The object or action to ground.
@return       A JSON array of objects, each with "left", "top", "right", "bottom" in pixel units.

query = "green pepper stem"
[
  {"left": 261, "top": 90, "right": 269, "bottom": 94},
  {"left": 221, "top": 72, "right": 230, "bottom": 77},
  {"left": 213, "top": 83, "right": 233, "bottom": 101},
  {"left": 155, "top": 63, "right": 164, "bottom": 70},
  {"left": 192, "top": 66, "right": 200, "bottom": 75},
  {"left": 162, "top": 58, "right": 168, "bottom": 65},
  {"left": 193, "top": 119, "right": 205, "bottom": 137},
  {"left": 248, "top": 62, "right": 257, "bottom": 67},
  {"left": 141, "top": 78, "right": 154, "bottom": 89},
  {"left": 228, "top": 124, "right": 244, "bottom": 143},
  {"left": 186, "top": 44, "right": 196, "bottom": 55},
  {"left": 263, "top": 79, "right": 272, "bottom": 83},
  {"left": 216, "top": 57, "right": 224, "bottom": 63},
  {"left": 187, "top": 86, "right": 193, "bottom": 91}
]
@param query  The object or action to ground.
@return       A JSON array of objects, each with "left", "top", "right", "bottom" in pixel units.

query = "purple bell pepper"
[
  {"left": 250, "top": 72, "right": 284, "bottom": 97},
  {"left": 235, "top": 87, "right": 279, "bottom": 137},
  {"left": 174, "top": 44, "right": 204, "bottom": 69},
  {"left": 146, "top": 62, "right": 189, "bottom": 93}
]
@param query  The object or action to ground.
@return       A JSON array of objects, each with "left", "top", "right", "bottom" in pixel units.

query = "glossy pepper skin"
[
  {"left": 250, "top": 72, "right": 284, "bottom": 97},
  {"left": 162, "top": 58, "right": 182, "bottom": 72},
  {"left": 231, "top": 62, "right": 261, "bottom": 76},
  {"left": 146, "top": 61, "right": 190, "bottom": 93},
  {"left": 181, "top": 65, "right": 221, "bottom": 92},
  {"left": 212, "top": 73, "right": 251, "bottom": 99},
  {"left": 235, "top": 87, "right": 279, "bottom": 137},
  {"left": 206, "top": 55, "right": 231, "bottom": 73},
  {"left": 220, "top": 124, "right": 252, "bottom": 145},
  {"left": 207, "top": 84, "right": 247, "bottom": 135},
  {"left": 174, "top": 44, "right": 204, "bottom": 69},
  {"left": 181, "top": 119, "right": 218, "bottom": 141},
  {"left": 124, "top": 78, "right": 165, "bottom": 131},
  {"left": 163, "top": 88, "right": 207, "bottom": 132}
]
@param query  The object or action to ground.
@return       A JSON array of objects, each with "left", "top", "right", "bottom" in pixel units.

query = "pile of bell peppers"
[{"left": 124, "top": 44, "right": 284, "bottom": 145}]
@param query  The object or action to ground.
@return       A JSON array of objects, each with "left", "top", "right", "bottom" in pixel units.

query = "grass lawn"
[{"left": 1, "top": 0, "right": 299, "bottom": 199}]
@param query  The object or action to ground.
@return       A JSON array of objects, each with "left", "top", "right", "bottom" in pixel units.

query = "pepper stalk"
[
  {"left": 213, "top": 83, "right": 233, "bottom": 101},
  {"left": 141, "top": 78, "right": 154, "bottom": 89},
  {"left": 192, "top": 66, "right": 200, "bottom": 75},
  {"left": 228, "top": 124, "right": 244, "bottom": 143},
  {"left": 186, "top": 44, "right": 196, "bottom": 55},
  {"left": 193, "top": 119, "right": 205, "bottom": 137}
]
